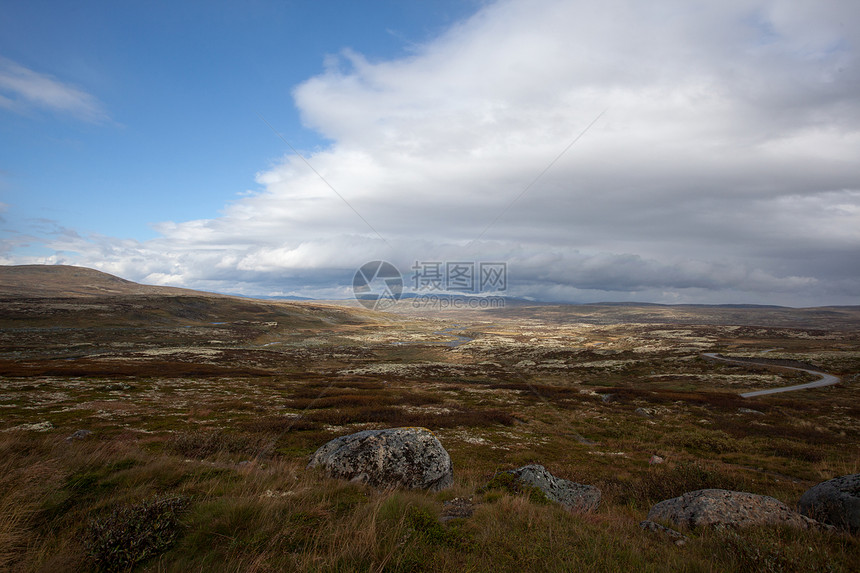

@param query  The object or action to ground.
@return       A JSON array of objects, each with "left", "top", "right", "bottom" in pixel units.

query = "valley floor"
[{"left": 1, "top": 297, "right": 858, "bottom": 571}]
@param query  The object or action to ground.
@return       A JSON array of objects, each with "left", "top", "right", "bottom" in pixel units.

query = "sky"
[{"left": 1, "top": 0, "right": 859, "bottom": 307}]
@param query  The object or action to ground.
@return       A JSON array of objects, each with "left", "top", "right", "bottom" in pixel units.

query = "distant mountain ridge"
[
  {"left": 588, "top": 301, "right": 788, "bottom": 309},
  {"left": 3, "top": 265, "right": 858, "bottom": 314},
  {"left": 0, "top": 265, "right": 223, "bottom": 298}
]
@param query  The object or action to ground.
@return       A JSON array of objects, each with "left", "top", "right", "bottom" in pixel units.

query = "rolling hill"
[
  {"left": 0, "top": 264, "right": 226, "bottom": 298},
  {"left": 0, "top": 264, "right": 378, "bottom": 329}
]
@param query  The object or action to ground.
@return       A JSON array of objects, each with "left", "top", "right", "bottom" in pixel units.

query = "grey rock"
[
  {"left": 737, "top": 408, "right": 764, "bottom": 415},
  {"left": 65, "top": 429, "right": 92, "bottom": 441},
  {"left": 635, "top": 407, "right": 653, "bottom": 418},
  {"left": 504, "top": 464, "right": 600, "bottom": 512},
  {"left": 639, "top": 520, "right": 689, "bottom": 545},
  {"left": 308, "top": 427, "right": 453, "bottom": 491},
  {"left": 647, "top": 489, "right": 822, "bottom": 530},
  {"left": 649, "top": 455, "right": 665, "bottom": 465},
  {"left": 104, "top": 382, "right": 132, "bottom": 391},
  {"left": 799, "top": 473, "right": 860, "bottom": 533}
]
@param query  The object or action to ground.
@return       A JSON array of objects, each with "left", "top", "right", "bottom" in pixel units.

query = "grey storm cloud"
[{"left": 11, "top": 0, "right": 860, "bottom": 305}]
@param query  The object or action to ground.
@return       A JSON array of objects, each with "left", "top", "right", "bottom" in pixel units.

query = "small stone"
[
  {"left": 635, "top": 407, "right": 653, "bottom": 418},
  {"left": 65, "top": 429, "right": 92, "bottom": 441},
  {"left": 639, "top": 519, "right": 689, "bottom": 544},
  {"left": 649, "top": 455, "right": 665, "bottom": 465},
  {"left": 737, "top": 408, "right": 764, "bottom": 415},
  {"left": 104, "top": 382, "right": 132, "bottom": 391}
]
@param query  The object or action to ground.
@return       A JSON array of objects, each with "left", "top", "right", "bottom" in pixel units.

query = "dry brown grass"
[
  {"left": 0, "top": 420, "right": 857, "bottom": 572},
  {"left": 0, "top": 434, "right": 57, "bottom": 569}
]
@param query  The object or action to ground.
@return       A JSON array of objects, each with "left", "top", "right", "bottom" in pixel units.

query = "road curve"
[{"left": 701, "top": 352, "right": 841, "bottom": 398}]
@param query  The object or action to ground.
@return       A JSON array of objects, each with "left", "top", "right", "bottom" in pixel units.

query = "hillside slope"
[
  {"left": 0, "top": 264, "right": 378, "bottom": 329},
  {"left": 0, "top": 265, "right": 222, "bottom": 298}
]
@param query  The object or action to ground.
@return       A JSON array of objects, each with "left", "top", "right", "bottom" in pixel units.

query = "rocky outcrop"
[
  {"left": 647, "top": 489, "right": 821, "bottom": 529},
  {"left": 308, "top": 427, "right": 453, "bottom": 491},
  {"left": 798, "top": 474, "right": 860, "bottom": 533},
  {"left": 487, "top": 464, "right": 600, "bottom": 512}
]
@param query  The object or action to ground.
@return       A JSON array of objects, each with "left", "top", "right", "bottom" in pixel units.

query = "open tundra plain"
[{"left": 1, "top": 266, "right": 859, "bottom": 572}]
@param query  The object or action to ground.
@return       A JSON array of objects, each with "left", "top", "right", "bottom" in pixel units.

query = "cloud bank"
[{"left": 8, "top": 0, "right": 860, "bottom": 305}]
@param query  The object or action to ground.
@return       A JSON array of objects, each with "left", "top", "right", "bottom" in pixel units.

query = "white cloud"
[
  {"left": 0, "top": 57, "right": 109, "bottom": 122},
  {"left": 7, "top": 0, "right": 860, "bottom": 305}
]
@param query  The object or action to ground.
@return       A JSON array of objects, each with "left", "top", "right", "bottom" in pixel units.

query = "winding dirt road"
[{"left": 701, "top": 352, "right": 841, "bottom": 398}]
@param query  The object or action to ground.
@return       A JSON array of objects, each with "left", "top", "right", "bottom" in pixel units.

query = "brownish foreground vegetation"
[{"left": 0, "top": 266, "right": 858, "bottom": 571}]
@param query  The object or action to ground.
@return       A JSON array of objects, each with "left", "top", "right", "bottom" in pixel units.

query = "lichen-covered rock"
[
  {"left": 488, "top": 464, "right": 600, "bottom": 512},
  {"left": 6, "top": 420, "right": 54, "bottom": 432},
  {"left": 799, "top": 473, "right": 860, "bottom": 533},
  {"left": 647, "top": 489, "right": 821, "bottom": 529},
  {"left": 308, "top": 427, "right": 453, "bottom": 491}
]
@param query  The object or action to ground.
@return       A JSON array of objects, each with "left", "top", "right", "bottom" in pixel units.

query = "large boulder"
[
  {"left": 308, "top": 427, "right": 453, "bottom": 491},
  {"left": 798, "top": 473, "right": 860, "bottom": 533},
  {"left": 647, "top": 489, "right": 821, "bottom": 530},
  {"left": 485, "top": 464, "right": 600, "bottom": 512}
]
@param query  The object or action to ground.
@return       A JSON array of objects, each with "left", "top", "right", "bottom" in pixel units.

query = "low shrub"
[
  {"left": 676, "top": 428, "right": 736, "bottom": 454},
  {"left": 404, "top": 505, "right": 472, "bottom": 550},
  {"left": 87, "top": 495, "right": 190, "bottom": 572}
]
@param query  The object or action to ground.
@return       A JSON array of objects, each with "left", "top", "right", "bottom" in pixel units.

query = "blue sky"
[
  {"left": 1, "top": 0, "right": 475, "bottom": 241},
  {"left": 2, "top": 0, "right": 859, "bottom": 306}
]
